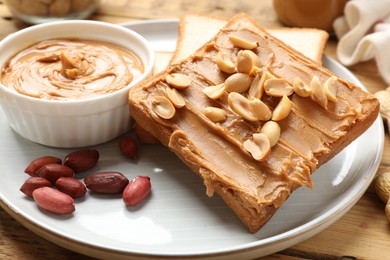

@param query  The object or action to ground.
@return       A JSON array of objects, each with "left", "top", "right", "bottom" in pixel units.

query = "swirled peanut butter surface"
[{"left": 1, "top": 38, "right": 143, "bottom": 100}]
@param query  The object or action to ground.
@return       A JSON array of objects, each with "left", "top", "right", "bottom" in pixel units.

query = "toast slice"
[
  {"left": 154, "top": 14, "right": 329, "bottom": 76},
  {"left": 129, "top": 13, "right": 379, "bottom": 233},
  {"left": 153, "top": 51, "right": 174, "bottom": 75},
  {"left": 171, "top": 14, "right": 328, "bottom": 65}
]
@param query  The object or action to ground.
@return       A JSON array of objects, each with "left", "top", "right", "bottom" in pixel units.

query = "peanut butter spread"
[
  {"left": 129, "top": 16, "right": 379, "bottom": 232},
  {"left": 1, "top": 38, "right": 143, "bottom": 100}
]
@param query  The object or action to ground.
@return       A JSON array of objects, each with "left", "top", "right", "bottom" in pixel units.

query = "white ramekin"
[{"left": 0, "top": 20, "right": 154, "bottom": 148}]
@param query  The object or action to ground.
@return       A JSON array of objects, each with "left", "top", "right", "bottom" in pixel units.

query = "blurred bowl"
[
  {"left": 273, "top": 0, "right": 348, "bottom": 32},
  {"left": 0, "top": 20, "right": 154, "bottom": 148},
  {"left": 5, "top": 0, "right": 100, "bottom": 24}
]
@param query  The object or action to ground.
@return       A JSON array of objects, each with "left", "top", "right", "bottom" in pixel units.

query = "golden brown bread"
[
  {"left": 171, "top": 14, "right": 328, "bottom": 65},
  {"left": 128, "top": 13, "right": 379, "bottom": 233}
]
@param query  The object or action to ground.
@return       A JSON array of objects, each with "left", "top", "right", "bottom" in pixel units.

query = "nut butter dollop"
[{"left": 1, "top": 38, "right": 143, "bottom": 100}]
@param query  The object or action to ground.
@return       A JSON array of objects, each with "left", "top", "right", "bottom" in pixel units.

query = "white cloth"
[{"left": 333, "top": 0, "right": 390, "bottom": 84}]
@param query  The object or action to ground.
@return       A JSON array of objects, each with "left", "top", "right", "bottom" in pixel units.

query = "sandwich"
[{"left": 129, "top": 13, "right": 379, "bottom": 233}]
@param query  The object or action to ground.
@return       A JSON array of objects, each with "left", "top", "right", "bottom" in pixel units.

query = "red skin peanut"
[
  {"left": 119, "top": 136, "right": 138, "bottom": 159},
  {"left": 24, "top": 156, "right": 62, "bottom": 176},
  {"left": 63, "top": 149, "right": 99, "bottom": 173},
  {"left": 36, "top": 163, "right": 75, "bottom": 184},
  {"left": 123, "top": 176, "right": 151, "bottom": 206},
  {"left": 56, "top": 177, "right": 87, "bottom": 199},
  {"left": 32, "top": 187, "right": 75, "bottom": 215},
  {"left": 20, "top": 177, "right": 52, "bottom": 197},
  {"left": 84, "top": 172, "right": 129, "bottom": 194}
]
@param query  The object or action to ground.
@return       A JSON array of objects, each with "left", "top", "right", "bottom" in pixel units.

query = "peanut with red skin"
[
  {"left": 20, "top": 177, "right": 52, "bottom": 197},
  {"left": 56, "top": 177, "right": 87, "bottom": 198},
  {"left": 119, "top": 136, "right": 138, "bottom": 159},
  {"left": 123, "top": 176, "right": 151, "bottom": 206},
  {"left": 32, "top": 187, "right": 75, "bottom": 215},
  {"left": 63, "top": 149, "right": 99, "bottom": 173},
  {"left": 37, "top": 163, "right": 74, "bottom": 184},
  {"left": 24, "top": 156, "right": 62, "bottom": 176},
  {"left": 84, "top": 172, "right": 129, "bottom": 194}
]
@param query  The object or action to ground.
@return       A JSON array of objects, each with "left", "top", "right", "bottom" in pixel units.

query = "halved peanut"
[
  {"left": 204, "top": 107, "right": 227, "bottom": 122},
  {"left": 248, "top": 73, "right": 264, "bottom": 99},
  {"left": 249, "top": 98, "right": 272, "bottom": 121},
  {"left": 202, "top": 83, "right": 226, "bottom": 99},
  {"left": 236, "top": 50, "right": 254, "bottom": 74},
  {"left": 264, "top": 78, "right": 294, "bottom": 97},
  {"left": 229, "top": 35, "right": 258, "bottom": 49},
  {"left": 293, "top": 77, "right": 312, "bottom": 97},
  {"left": 166, "top": 73, "right": 191, "bottom": 90},
  {"left": 151, "top": 96, "right": 176, "bottom": 119},
  {"left": 228, "top": 92, "right": 257, "bottom": 121},
  {"left": 216, "top": 51, "right": 236, "bottom": 74},
  {"left": 247, "top": 50, "right": 261, "bottom": 67},
  {"left": 310, "top": 76, "right": 327, "bottom": 108},
  {"left": 166, "top": 87, "right": 185, "bottom": 108},
  {"left": 243, "top": 133, "right": 271, "bottom": 161},
  {"left": 324, "top": 76, "right": 338, "bottom": 102},
  {"left": 261, "top": 121, "right": 281, "bottom": 146},
  {"left": 236, "top": 50, "right": 260, "bottom": 74},
  {"left": 272, "top": 95, "right": 292, "bottom": 121},
  {"left": 224, "top": 73, "right": 253, "bottom": 93}
]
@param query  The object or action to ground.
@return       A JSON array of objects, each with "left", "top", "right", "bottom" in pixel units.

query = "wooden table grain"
[{"left": 0, "top": 0, "right": 389, "bottom": 259}]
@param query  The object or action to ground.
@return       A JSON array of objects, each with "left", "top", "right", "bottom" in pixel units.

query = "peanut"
[
  {"left": 261, "top": 121, "right": 281, "bottom": 147},
  {"left": 165, "top": 87, "right": 186, "bottom": 108},
  {"left": 20, "top": 177, "right": 52, "bottom": 197},
  {"left": 37, "top": 163, "right": 75, "bottom": 184},
  {"left": 216, "top": 51, "right": 236, "bottom": 74},
  {"left": 243, "top": 133, "right": 271, "bottom": 161},
  {"left": 249, "top": 98, "right": 272, "bottom": 121},
  {"left": 119, "top": 136, "right": 138, "bottom": 159},
  {"left": 63, "top": 149, "right": 99, "bottom": 173},
  {"left": 203, "top": 107, "right": 227, "bottom": 122},
  {"left": 123, "top": 176, "right": 151, "bottom": 206},
  {"left": 310, "top": 76, "right": 328, "bottom": 108},
  {"left": 264, "top": 78, "right": 294, "bottom": 97},
  {"left": 374, "top": 171, "right": 390, "bottom": 204},
  {"left": 248, "top": 73, "right": 264, "bottom": 99},
  {"left": 386, "top": 201, "right": 390, "bottom": 222},
  {"left": 166, "top": 73, "right": 191, "bottom": 90},
  {"left": 324, "top": 76, "right": 338, "bottom": 102},
  {"left": 228, "top": 92, "right": 257, "bottom": 121},
  {"left": 229, "top": 35, "right": 258, "bottom": 49},
  {"left": 293, "top": 77, "right": 312, "bottom": 97},
  {"left": 373, "top": 171, "right": 390, "bottom": 222},
  {"left": 236, "top": 50, "right": 255, "bottom": 74},
  {"left": 55, "top": 177, "right": 87, "bottom": 199},
  {"left": 151, "top": 96, "right": 176, "bottom": 119},
  {"left": 32, "top": 187, "right": 75, "bottom": 215},
  {"left": 84, "top": 172, "right": 129, "bottom": 194},
  {"left": 224, "top": 73, "right": 253, "bottom": 93},
  {"left": 202, "top": 84, "right": 226, "bottom": 100},
  {"left": 272, "top": 95, "right": 292, "bottom": 121},
  {"left": 24, "top": 156, "right": 62, "bottom": 177}
]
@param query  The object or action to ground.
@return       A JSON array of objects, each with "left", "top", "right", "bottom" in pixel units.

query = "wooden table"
[{"left": 0, "top": 0, "right": 389, "bottom": 259}]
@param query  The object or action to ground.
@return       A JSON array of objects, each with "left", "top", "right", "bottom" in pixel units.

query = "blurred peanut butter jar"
[
  {"left": 273, "top": 0, "right": 348, "bottom": 32},
  {"left": 5, "top": 0, "right": 100, "bottom": 24}
]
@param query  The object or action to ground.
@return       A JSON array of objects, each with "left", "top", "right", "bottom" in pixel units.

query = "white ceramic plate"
[{"left": 0, "top": 20, "right": 384, "bottom": 260}]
